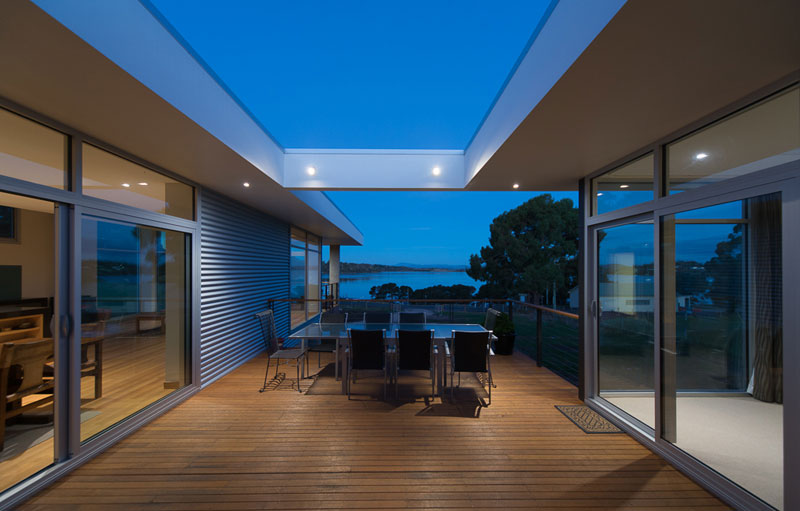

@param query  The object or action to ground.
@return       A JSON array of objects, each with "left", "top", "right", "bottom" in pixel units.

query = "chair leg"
[{"left": 259, "top": 356, "right": 271, "bottom": 392}]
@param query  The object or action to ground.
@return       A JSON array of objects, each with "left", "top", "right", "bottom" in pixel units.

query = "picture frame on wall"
[{"left": 0, "top": 206, "right": 17, "bottom": 241}]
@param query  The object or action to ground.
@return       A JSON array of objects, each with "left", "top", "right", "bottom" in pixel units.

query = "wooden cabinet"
[{"left": 0, "top": 314, "right": 44, "bottom": 343}]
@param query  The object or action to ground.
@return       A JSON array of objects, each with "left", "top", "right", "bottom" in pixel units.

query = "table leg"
[{"left": 94, "top": 341, "right": 103, "bottom": 399}]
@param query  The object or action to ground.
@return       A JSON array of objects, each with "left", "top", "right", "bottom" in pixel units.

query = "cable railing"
[{"left": 267, "top": 296, "right": 580, "bottom": 385}]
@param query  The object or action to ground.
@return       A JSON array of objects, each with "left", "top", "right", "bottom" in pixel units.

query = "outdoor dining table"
[{"left": 288, "top": 322, "right": 494, "bottom": 395}]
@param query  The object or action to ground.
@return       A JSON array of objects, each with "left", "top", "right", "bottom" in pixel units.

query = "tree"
[
  {"left": 467, "top": 194, "right": 578, "bottom": 302},
  {"left": 410, "top": 284, "right": 476, "bottom": 300},
  {"left": 368, "top": 283, "right": 412, "bottom": 300},
  {"left": 705, "top": 226, "right": 743, "bottom": 312}
]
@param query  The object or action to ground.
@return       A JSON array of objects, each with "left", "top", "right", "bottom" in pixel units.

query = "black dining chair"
[
  {"left": 256, "top": 310, "right": 307, "bottom": 393},
  {"left": 308, "top": 310, "right": 346, "bottom": 367},
  {"left": 347, "top": 329, "right": 388, "bottom": 400},
  {"left": 346, "top": 311, "right": 365, "bottom": 323},
  {"left": 398, "top": 312, "right": 426, "bottom": 324},
  {"left": 395, "top": 329, "right": 435, "bottom": 399},
  {"left": 364, "top": 311, "right": 391, "bottom": 323},
  {"left": 447, "top": 330, "right": 493, "bottom": 405}
]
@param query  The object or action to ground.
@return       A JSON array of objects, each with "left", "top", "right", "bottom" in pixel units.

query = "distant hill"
[
  {"left": 395, "top": 262, "right": 468, "bottom": 270},
  {"left": 322, "top": 261, "right": 464, "bottom": 274}
]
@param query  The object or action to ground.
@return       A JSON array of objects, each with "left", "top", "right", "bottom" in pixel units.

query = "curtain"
[{"left": 750, "top": 193, "right": 782, "bottom": 404}]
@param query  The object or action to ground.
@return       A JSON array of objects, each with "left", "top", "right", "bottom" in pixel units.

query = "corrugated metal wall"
[{"left": 199, "top": 189, "right": 290, "bottom": 386}]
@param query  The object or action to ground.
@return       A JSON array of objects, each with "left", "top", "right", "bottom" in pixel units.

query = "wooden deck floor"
[{"left": 19, "top": 352, "right": 728, "bottom": 510}]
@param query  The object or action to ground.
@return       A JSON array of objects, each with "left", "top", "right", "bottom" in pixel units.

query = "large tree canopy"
[{"left": 467, "top": 194, "right": 578, "bottom": 301}]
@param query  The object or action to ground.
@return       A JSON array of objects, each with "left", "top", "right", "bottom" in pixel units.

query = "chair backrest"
[
  {"left": 398, "top": 312, "right": 426, "bottom": 324},
  {"left": 484, "top": 308, "right": 501, "bottom": 331},
  {"left": 364, "top": 312, "right": 391, "bottom": 323},
  {"left": 320, "top": 310, "right": 346, "bottom": 323},
  {"left": 1, "top": 339, "right": 53, "bottom": 395},
  {"left": 397, "top": 329, "right": 433, "bottom": 371},
  {"left": 255, "top": 310, "right": 280, "bottom": 355},
  {"left": 451, "top": 331, "right": 490, "bottom": 373},
  {"left": 346, "top": 312, "right": 365, "bottom": 323},
  {"left": 349, "top": 329, "right": 385, "bottom": 370}
]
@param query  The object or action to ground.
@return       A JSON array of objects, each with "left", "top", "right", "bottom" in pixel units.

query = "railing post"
[
  {"left": 536, "top": 308, "right": 543, "bottom": 367},
  {"left": 508, "top": 300, "right": 513, "bottom": 320}
]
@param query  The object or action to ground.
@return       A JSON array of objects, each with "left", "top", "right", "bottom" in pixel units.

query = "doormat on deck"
[{"left": 555, "top": 405, "right": 622, "bottom": 434}]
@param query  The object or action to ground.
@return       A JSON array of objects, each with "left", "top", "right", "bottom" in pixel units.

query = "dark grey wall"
[{"left": 199, "top": 188, "right": 289, "bottom": 386}]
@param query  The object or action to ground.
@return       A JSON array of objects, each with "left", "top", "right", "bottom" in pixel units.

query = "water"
[{"left": 325, "top": 271, "right": 480, "bottom": 299}]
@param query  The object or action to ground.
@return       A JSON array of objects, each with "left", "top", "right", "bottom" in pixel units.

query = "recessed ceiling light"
[
  {"left": 243, "top": 182, "right": 250, "bottom": 188},
  {"left": 432, "top": 166, "right": 441, "bottom": 176},
  {"left": 695, "top": 152, "right": 708, "bottom": 160},
  {"left": 306, "top": 166, "right": 317, "bottom": 176},
  {"left": 597, "top": 192, "right": 603, "bottom": 196},
  {"left": 121, "top": 183, "right": 130, "bottom": 188},
  {"left": 512, "top": 183, "right": 520, "bottom": 189},
  {"left": 138, "top": 182, "right": 148, "bottom": 186},
  {"left": 619, "top": 184, "right": 629, "bottom": 189}
]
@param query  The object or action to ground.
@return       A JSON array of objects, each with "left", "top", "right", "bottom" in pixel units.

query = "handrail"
[{"left": 509, "top": 300, "right": 579, "bottom": 320}]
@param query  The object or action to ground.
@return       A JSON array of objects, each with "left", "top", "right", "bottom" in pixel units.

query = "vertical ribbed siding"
[{"left": 199, "top": 189, "right": 289, "bottom": 386}]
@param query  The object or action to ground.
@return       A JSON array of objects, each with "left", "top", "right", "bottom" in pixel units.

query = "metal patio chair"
[
  {"left": 447, "top": 330, "right": 493, "bottom": 405},
  {"left": 395, "top": 329, "right": 435, "bottom": 399},
  {"left": 347, "top": 328, "right": 388, "bottom": 400},
  {"left": 308, "top": 310, "right": 346, "bottom": 367},
  {"left": 364, "top": 311, "right": 391, "bottom": 323},
  {"left": 398, "top": 312, "right": 426, "bottom": 324},
  {"left": 256, "top": 310, "right": 307, "bottom": 393}
]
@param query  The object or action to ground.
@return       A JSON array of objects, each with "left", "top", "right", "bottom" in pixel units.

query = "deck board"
[{"left": 19, "top": 351, "right": 729, "bottom": 510}]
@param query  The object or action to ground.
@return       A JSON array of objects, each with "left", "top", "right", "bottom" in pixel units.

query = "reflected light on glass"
[
  {"left": 619, "top": 184, "right": 629, "bottom": 189},
  {"left": 121, "top": 183, "right": 130, "bottom": 188},
  {"left": 137, "top": 182, "right": 148, "bottom": 186},
  {"left": 512, "top": 183, "right": 520, "bottom": 189},
  {"left": 432, "top": 166, "right": 441, "bottom": 176},
  {"left": 306, "top": 166, "right": 317, "bottom": 176}
]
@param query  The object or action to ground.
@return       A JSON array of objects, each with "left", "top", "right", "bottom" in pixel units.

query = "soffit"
[
  {"left": 467, "top": 0, "right": 800, "bottom": 191},
  {"left": 0, "top": 0, "right": 360, "bottom": 245}
]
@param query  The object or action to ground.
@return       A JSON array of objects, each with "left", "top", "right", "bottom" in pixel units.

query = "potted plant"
[{"left": 492, "top": 312, "right": 516, "bottom": 355}]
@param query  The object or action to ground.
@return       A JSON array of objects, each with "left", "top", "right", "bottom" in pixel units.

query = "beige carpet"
[{"left": 606, "top": 394, "right": 783, "bottom": 510}]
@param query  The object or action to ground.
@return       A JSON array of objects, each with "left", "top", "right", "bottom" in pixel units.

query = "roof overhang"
[
  {"left": 466, "top": 0, "right": 800, "bottom": 190},
  {"left": 0, "top": 0, "right": 362, "bottom": 245}
]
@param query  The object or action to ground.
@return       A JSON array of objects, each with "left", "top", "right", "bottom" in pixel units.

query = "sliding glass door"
[{"left": 79, "top": 216, "right": 190, "bottom": 443}]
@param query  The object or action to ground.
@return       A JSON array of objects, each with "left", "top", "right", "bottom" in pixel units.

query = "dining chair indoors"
[
  {"left": 347, "top": 329, "right": 388, "bottom": 400},
  {"left": 395, "top": 329, "right": 435, "bottom": 399},
  {"left": 256, "top": 309, "right": 307, "bottom": 393},
  {"left": 398, "top": 312, "right": 426, "bottom": 324},
  {"left": 448, "top": 330, "right": 493, "bottom": 405}
]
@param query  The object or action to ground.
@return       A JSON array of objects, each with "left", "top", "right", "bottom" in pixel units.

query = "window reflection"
[
  {"left": 80, "top": 217, "right": 190, "bottom": 443},
  {"left": 661, "top": 194, "right": 783, "bottom": 509}
]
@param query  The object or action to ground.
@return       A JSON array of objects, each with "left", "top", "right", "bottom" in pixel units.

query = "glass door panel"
[
  {"left": 596, "top": 221, "right": 655, "bottom": 428},
  {"left": 80, "top": 217, "right": 190, "bottom": 442},
  {"left": 0, "top": 192, "right": 57, "bottom": 492},
  {"left": 661, "top": 194, "right": 783, "bottom": 509}
]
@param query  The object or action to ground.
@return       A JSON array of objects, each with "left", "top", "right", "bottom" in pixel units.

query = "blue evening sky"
[
  {"left": 325, "top": 191, "right": 577, "bottom": 266},
  {"left": 148, "top": 1, "right": 565, "bottom": 266},
  {"left": 148, "top": 0, "right": 552, "bottom": 148}
]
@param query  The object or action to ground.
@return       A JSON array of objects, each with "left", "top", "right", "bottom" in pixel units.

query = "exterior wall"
[{"left": 199, "top": 188, "right": 290, "bottom": 386}]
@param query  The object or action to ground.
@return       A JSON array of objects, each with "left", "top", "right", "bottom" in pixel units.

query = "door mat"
[{"left": 555, "top": 405, "right": 622, "bottom": 434}]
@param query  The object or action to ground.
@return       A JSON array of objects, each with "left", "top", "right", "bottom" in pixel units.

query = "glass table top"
[{"left": 290, "top": 322, "right": 489, "bottom": 339}]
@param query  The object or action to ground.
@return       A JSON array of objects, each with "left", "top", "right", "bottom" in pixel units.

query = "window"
[
  {"left": 0, "top": 107, "right": 68, "bottom": 189},
  {"left": 591, "top": 153, "right": 654, "bottom": 215},
  {"left": 666, "top": 86, "right": 800, "bottom": 194},
  {"left": 82, "top": 144, "right": 194, "bottom": 220},
  {"left": 289, "top": 227, "right": 322, "bottom": 328},
  {"left": 80, "top": 217, "right": 191, "bottom": 443},
  {"left": 660, "top": 194, "right": 783, "bottom": 509},
  {"left": 596, "top": 221, "right": 655, "bottom": 429}
]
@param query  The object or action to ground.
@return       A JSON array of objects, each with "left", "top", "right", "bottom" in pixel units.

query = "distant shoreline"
[{"left": 323, "top": 262, "right": 467, "bottom": 274}]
